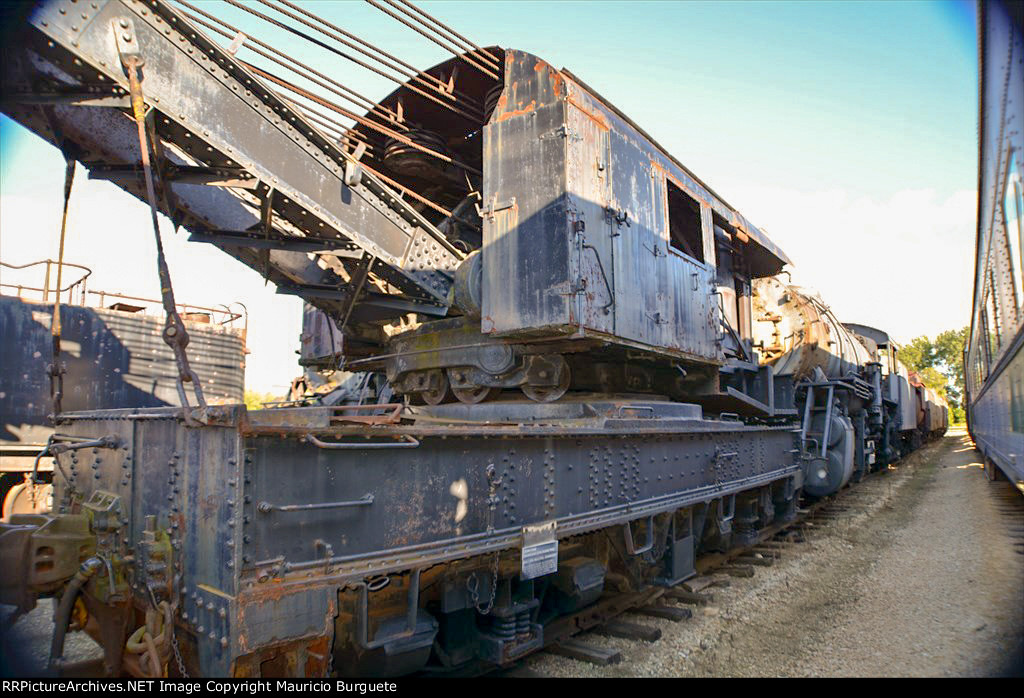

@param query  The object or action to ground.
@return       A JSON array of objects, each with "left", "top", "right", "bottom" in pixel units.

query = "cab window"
[{"left": 666, "top": 179, "right": 704, "bottom": 264}]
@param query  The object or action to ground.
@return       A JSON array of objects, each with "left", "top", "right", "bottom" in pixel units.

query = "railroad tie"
[
  {"left": 734, "top": 554, "right": 774, "bottom": 567},
  {"left": 634, "top": 604, "right": 693, "bottom": 622},
  {"left": 720, "top": 564, "right": 755, "bottom": 578},
  {"left": 682, "top": 576, "right": 716, "bottom": 593},
  {"left": 593, "top": 619, "right": 662, "bottom": 643},
  {"left": 547, "top": 639, "right": 623, "bottom": 666},
  {"left": 663, "top": 588, "right": 713, "bottom": 605}
]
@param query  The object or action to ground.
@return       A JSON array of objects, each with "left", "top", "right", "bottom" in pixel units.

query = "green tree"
[
  {"left": 934, "top": 326, "right": 968, "bottom": 410},
  {"left": 900, "top": 335, "right": 937, "bottom": 373},
  {"left": 917, "top": 366, "right": 947, "bottom": 394},
  {"left": 895, "top": 326, "right": 969, "bottom": 424},
  {"left": 244, "top": 390, "right": 279, "bottom": 410}
]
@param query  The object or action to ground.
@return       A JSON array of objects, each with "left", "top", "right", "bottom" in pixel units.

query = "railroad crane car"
[
  {"left": 0, "top": 0, "right": 939, "bottom": 678},
  {"left": 967, "top": 0, "right": 1024, "bottom": 490}
]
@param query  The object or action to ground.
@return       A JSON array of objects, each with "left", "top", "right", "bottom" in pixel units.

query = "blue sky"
[{"left": 0, "top": 0, "right": 979, "bottom": 393}]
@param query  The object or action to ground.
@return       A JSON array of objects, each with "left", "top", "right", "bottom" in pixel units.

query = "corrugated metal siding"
[{"left": 1, "top": 296, "right": 246, "bottom": 446}]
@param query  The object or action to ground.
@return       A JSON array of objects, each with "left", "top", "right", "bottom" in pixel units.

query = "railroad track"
[{"left": 477, "top": 448, "right": 931, "bottom": 677}]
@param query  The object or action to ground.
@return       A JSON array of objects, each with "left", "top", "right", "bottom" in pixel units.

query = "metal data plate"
[{"left": 521, "top": 521, "right": 558, "bottom": 580}]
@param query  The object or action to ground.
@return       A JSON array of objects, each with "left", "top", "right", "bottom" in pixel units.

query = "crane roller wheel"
[
  {"left": 450, "top": 384, "right": 497, "bottom": 404},
  {"left": 421, "top": 371, "right": 452, "bottom": 406},
  {"left": 521, "top": 363, "right": 571, "bottom": 403}
]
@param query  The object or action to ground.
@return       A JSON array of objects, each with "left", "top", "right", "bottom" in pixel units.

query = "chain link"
[
  {"left": 171, "top": 629, "right": 189, "bottom": 678},
  {"left": 466, "top": 466, "right": 502, "bottom": 615}
]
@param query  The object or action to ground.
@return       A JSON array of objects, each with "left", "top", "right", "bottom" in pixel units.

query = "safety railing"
[
  {"left": 0, "top": 259, "right": 92, "bottom": 306},
  {"left": 1, "top": 258, "right": 246, "bottom": 330}
]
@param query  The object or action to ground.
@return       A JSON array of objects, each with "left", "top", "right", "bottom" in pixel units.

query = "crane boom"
[{"left": 1, "top": 0, "right": 463, "bottom": 353}]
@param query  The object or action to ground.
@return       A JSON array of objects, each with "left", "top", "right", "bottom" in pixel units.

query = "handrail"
[
  {"left": 0, "top": 258, "right": 245, "bottom": 327},
  {"left": 0, "top": 259, "right": 92, "bottom": 305},
  {"left": 87, "top": 290, "right": 243, "bottom": 326}
]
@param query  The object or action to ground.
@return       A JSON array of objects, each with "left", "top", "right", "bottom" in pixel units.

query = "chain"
[
  {"left": 171, "top": 628, "right": 189, "bottom": 678},
  {"left": 483, "top": 550, "right": 499, "bottom": 614},
  {"left": 467, "top": 465, "right": 502, "bottom": 615}
]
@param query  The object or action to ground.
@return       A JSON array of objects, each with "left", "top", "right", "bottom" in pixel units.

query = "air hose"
[{"left": 48, "top": 557, "right": 103, "bottom": 672}]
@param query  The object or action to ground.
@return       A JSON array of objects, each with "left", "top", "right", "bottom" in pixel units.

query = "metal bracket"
[
  {"left": 606, "top": 206, "right": 631, "bottom": 229},
  {"left": 623, "top": 515, "right": 655, "bottom": 555},
  {"left": 539, "top": 125, "right": 580, "bottom": 141},
  {"left": 344, "top": 160, "right": 363, "bottom": 187},
  {"left": 477, "top": 196, "right": 516, "bottom": 220},
  {"left": 643, "top": 241, "right": 665, "bottom": 258},
  {"left": 355, "top": 569, "right": 422, "bottom": 650},
  {"left": 615, "top": 405, "right": 655, "bottom": 419},
  {"left": 113, "top": 18, "right": 142, "bottom": 67}
]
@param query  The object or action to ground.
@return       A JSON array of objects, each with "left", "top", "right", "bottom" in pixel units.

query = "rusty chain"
[{"left": 467, "top": 465, "right": 501, "bottom": 615}]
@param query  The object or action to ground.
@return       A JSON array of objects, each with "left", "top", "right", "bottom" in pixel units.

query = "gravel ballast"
[{"left": 526, "top": 428, "right": 1024, "bottom": 677}]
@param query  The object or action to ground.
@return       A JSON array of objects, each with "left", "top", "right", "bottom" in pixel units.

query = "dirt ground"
[{"left": 528, "top": 428, "right": 1024, "bottom": 677}]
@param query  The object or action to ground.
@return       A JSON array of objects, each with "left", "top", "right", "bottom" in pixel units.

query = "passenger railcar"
[{"left": 966, "top": 0, "right": 1024, "bottom": 490}]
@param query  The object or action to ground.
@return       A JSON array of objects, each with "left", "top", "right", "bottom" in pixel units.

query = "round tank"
[{"left": 751, "top": 277, "right": 872, "bottom": 380}]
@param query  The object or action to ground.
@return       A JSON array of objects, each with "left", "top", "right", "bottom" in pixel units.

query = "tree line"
[{"left": 898, "top": 326, "right": 968, "bottom": 423}]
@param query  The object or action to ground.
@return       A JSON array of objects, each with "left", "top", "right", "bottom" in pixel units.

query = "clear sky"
[{"left": 0, "top": 0, "right": 978, "bottom": 393}]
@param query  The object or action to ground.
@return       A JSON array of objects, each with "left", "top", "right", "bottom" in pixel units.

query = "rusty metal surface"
[
  {"left": 51, "top": 401, "right": 799, "bottom": 675},
  {"left": 1, "top": 0, "right": 462, "bottom": 354},
  {"left": 0, "top": 0, "right": 832, "bottom": 677},
  {"left": 752, "top": 277, "right": 873, "bottom": 381},
  {"left": 0, "top": 295, "right": 246, "bottom": 470},
  {"left": 480, "top": 50, "right": 727, "bottom": 365},
  {"left": 1, "top": 0, "right": 798, "bottom": 396}
]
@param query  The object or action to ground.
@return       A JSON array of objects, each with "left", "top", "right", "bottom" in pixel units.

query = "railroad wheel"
[
  {"left": 521, "top": 364, "right": 571, "bottom": 403},
  {"left": 451, "top": 385, "right": 497, "bottom": 404},
  {"left": 421, "top": 371, "right": 451, "bottom": 406}
]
